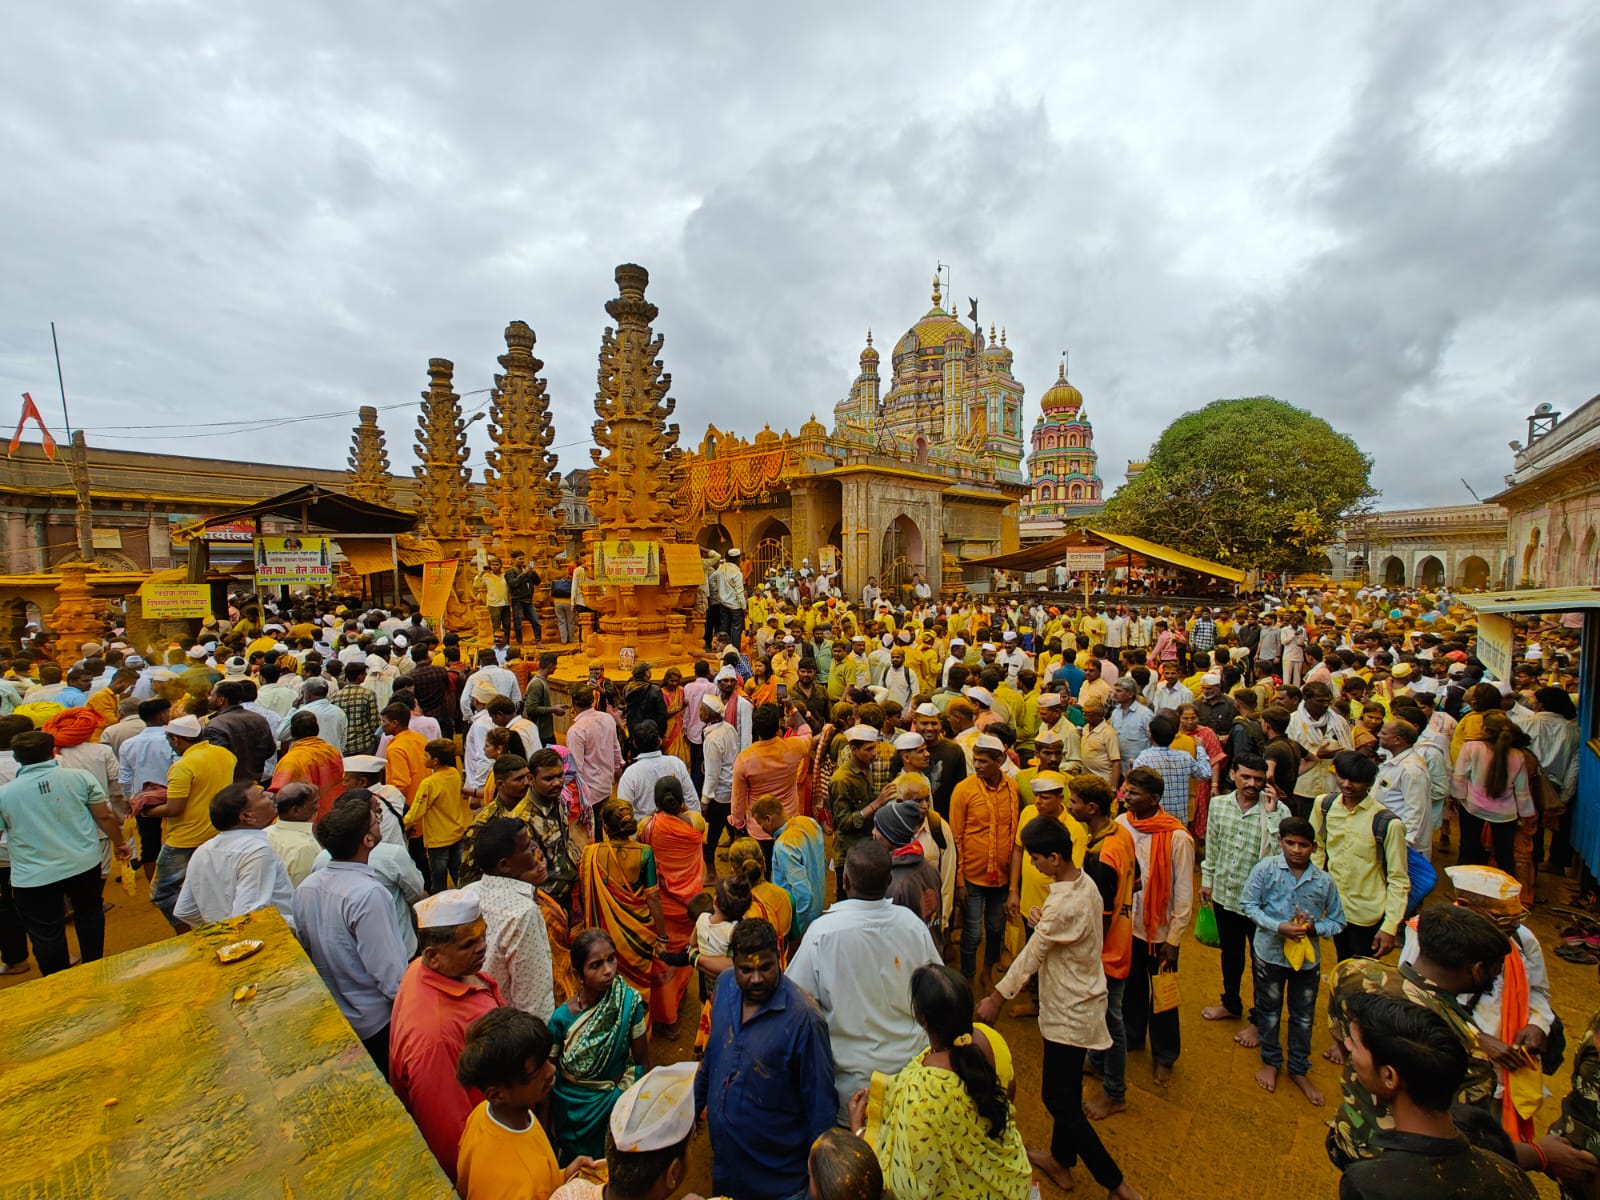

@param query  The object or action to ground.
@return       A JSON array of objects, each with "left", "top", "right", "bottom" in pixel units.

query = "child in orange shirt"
[
  {"left": 404, "top": 739, "right": 470, "bottom": 888},
  {"left": 455, "top": 1008, "right": 597, "bottom": 1200}
]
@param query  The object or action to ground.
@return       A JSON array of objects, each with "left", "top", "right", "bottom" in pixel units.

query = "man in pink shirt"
[
  {"left": 729, "top": 701, "right": 815, "bottom": 845},
  {"left": 681, "top": 660, "right": 718, "bottom": 791},
  {"left": 563, "top": 683, "right": 623, "bottom": 819}
]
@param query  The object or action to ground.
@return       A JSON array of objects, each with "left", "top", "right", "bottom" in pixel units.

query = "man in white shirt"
[
  {"left": 465, "top": 816, "right": 555, "bottom": 1021},
  {"left": 996, "top": 631, "right": 1032, "bottom": 688},
  {"left": 1374, "top": 720, "right": 1437, "bottom": 855},
  {"left": 617, "top": 721, "right": 697, "bottom": 820},
  {"left": 293, "top": 679, "right": 348, "bottom": 753},
  {"left": 714, "top": 667, "right": 753, "bottom": 752},
  {"left": 265, "top": 782, "right": 323, "bottom": 887},
  {"left": 458, "top": 649, "right": 520, "bottom": 722},
  {"left": 255, "top": 664, "right": 298, "bottom": 719},
  {"left": 699, "top": 694, "right": 739, "bottom": 873},
  {"left": 1146, "top": 660, "right": 1194, "bottom": 713},
  {"left": 786, "top": 838, "right": 941, "bottom": 1122},
  {"left": 173, "top": 781, "right": 297, "bottom": 932}
]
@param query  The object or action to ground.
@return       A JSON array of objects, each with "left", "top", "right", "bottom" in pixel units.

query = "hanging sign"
[
  {"left": 253, "top": 536, "right": 333, "bottom": 586},
  {"left": 593, "top": 539, "right": 660, "bottom": 585}
]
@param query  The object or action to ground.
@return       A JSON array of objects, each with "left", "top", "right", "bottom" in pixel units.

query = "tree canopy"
[{"left": 1098, "top": 396, "right": 1376, "bottom": 577}]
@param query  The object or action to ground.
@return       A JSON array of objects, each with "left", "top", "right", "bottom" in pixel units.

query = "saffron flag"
[{"left": 8, "top": 393, "right": 56, "bottom": 460}]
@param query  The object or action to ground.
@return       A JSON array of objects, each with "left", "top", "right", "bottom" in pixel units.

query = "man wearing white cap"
[
  {"left": 997, "top": 630, "right": 1031, "bottom": 688},
  {"left": 827, "top": 724, "right": 887, "bottom": 885},
  {"left": 714, "top": 665, "right": 753, "bottom": 752},
  {"left": 144, "top": 714, "right": 236, "bottom": 929},
  {"left": 389, "top": 888, "right": 503, "bottom": 1181},
  {"left": 1399, "top": 866, "right": 1554, "bottom": 1128},
  {"left": 939, "top": 637, "right": 968, "bottom": 689},
  {"left": 949, "top": 733, "right": 1020, "bottom": 988},
  {"left": 698, "top": 692, "right": 738, "bottom": 873},
  {"left": 549, "top": 1061, "right": 701, "bottom": 1200}
]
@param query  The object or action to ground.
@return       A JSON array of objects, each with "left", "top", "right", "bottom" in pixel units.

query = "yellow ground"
[{"left": 4, "top": 865, "right": 1592, "bottom": 1199}]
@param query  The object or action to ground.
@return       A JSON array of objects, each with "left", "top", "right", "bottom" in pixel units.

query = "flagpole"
[{"left": 51, "top": 321, "right": 71, "bottom": 439}]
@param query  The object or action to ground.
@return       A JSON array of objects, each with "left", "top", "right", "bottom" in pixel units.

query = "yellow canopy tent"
[{"left": 965, "top": 528, "right": 1245, "bottom": 585}]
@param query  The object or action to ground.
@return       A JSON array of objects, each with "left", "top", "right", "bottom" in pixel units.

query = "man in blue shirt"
[
  {"left": 695, "top": 916, "right": 837, "bottom": 1200},
  {"left": 292, "top": 793, "right": 408, "bottom": 1073},
  {"left": 1108, "top": 678, "right": 1153, "bottom": 772},
  {"left": 117, "top": 697, "right": 179, "bottom": 880},
  {"left": 0, "top": 731, "right": 131, "bottom": 975},
  {"left": 1241, "top": 816, "right": 1346, "bottom": 1106}
]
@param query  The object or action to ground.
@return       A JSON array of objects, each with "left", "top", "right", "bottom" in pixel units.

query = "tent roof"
[
  {"left": 172, "top": 484, "right": 417, "bottom": 538},
  {"left": 1459, "top": 587, "right": 1600, "bottom": 614},
  {"left": 966, "top": 528, "right": 1246, "bottom": 584}
]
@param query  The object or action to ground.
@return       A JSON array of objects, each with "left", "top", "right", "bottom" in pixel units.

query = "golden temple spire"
[
  {"left": 989, "top": 322, "right": 998, "bottom": 342},
  {"left": 866, "top": 329, "right": 873, "bottom": 346},
  {"left": 482, "top": 320, "right": 563, "bottom": 589},
  {"left": 412, "top": 358, "right": 473, "bottom": 543},
  {"left": 1001, "top": 327, "right": 1007, "bottom": 346},
  {"left": 931, "top": 271, "right": 942, "bottom": 311},
  {"left": 347, "top": 405, "right": 394, "bottom": 507}
]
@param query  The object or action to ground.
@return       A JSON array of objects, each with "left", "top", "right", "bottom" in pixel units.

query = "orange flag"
[{"left": 8, "top": 393, "right": 56, "bottom": 460}]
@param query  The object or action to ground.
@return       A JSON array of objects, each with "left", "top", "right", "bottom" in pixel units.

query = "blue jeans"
[
  {"left": 1088, "top": 975, "right": 1129, "bottom": 1102},
  {"left": 150, "top": 843, "right": 197, "bottom": 928},
  {"left": 1254, "top": 960, "right": 1319, "bottom": 1076},
  {"left": 960, "top": 884, "right": 1007, "bottom": 978},
  {"left": 427, "top": 842, "right": 463, "bottom": 891}
]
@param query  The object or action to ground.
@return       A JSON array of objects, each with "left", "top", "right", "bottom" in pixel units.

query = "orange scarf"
[
  {"left": 1499, "top": 944, "right": 1534, "bottom": 1143},
  {"left": 43, "top": 706, "right": 106, "bottom": 748},
  {"left": 1128, "top": 810, "right": 1186, "bottom": 945}
]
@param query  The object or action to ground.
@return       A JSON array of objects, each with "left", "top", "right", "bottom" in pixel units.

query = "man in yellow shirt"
[
  {"left": 145, "top": 713, "right": 236, "bottom": 930},
  {"left": 1004, "top": 771, "right": 1087, "bottom": 1016}
]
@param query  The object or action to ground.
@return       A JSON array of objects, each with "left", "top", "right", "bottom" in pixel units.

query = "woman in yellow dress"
[{"left": 850, "top": 963, "right": 1031, "bottom": 1200}]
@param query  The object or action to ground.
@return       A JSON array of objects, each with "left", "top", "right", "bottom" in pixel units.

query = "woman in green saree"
[{"left": 546, "top": 928, "right": 652, "bottom": 1162}]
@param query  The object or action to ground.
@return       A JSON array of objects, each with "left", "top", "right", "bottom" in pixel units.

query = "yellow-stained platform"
[{"left": 0, "top": 909, "right": 454, "bottom": 1199}]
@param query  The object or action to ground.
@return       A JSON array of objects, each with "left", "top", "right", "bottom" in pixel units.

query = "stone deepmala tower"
[
  {"left": 412, "top": 358, "right": 478, "bottom": 632},
  {"left": 575, "top": 264, "right": 698, "bottom": 673},
  {"left": 346, "top": 406, "right": 395, "bottom": 507},
  {"left": 481, "top": 320, "right": 564, "bottom": 640}
]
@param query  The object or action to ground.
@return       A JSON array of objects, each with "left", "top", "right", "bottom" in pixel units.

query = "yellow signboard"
[
  {"left": 593, "top": 539, "right": 660, "bottom": 585},
  {"left": 419, "top": 560, "right": 458, "bottom": 629},
  {"left": 141, "top": 582, "right": 212, "bottom": 620},
  {"left": 1475, "top": 612, "right": 1515, "bottom": 681},
  {"left": 661, "top": 543, "right": 706, "bottom": 586},
  {"left": 254, "top": 536, "right": 333, "bottom": 586}
]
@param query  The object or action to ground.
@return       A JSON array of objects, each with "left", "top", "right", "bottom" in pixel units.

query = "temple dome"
[
  {"left": 1040, "top": 361, "right": 1083, "bottom": 413},
  {"left": 894, "top": 274, "right": 973, "bottom": 358}
]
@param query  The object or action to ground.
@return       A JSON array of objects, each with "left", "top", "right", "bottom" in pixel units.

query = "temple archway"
[
  {"left": 1458, "top": 555, "right": 1491, "bottom": 591},
  {"left": 1380, "top": 556, "right": 1405, "bottom": 587},
  {"left": 1416, "top": 555, "right": 1444, "bottom": 589},
  {"left": 881, "top": 514, "right": 924, "bottom": 602},
  {"left": 1556, "top": 529, "right": 1575, "bottom": 584},
  {"left": 695, "top": 523, "right": 734, "bottom": 556},
  {"left": 749, "top": 517, "right": 791, "bottom": 581}
]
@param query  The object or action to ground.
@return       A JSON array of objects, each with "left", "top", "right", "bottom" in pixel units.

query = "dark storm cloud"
[{"left": 1, "top": 1, "right": 1595, "bottom": 508}]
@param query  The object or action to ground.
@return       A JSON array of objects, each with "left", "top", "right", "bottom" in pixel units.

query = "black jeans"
[
  {"left": 1041, "top": 1040, "right": 1125, "bottom": 1189},
  {"left": 1332, "top": 921, "right": 1380, "bottom": 962},
  {"left": 960, "top": 884, "right": 1008, "bottom": 978},
  {"left": 512, "top": 601, "right": 540, "bottom": 642},
  {"left": 0, "top": 865, "right": 31, "bottom": 967},
  {"left": 360, "top": 1023, "right": 391, "bottom": 1077},
  {"left": 12, "top": 865, "right": 105, "bottom": 975},
  {"left": 702, "top": 799, "right": 731, "bottom": 867},
  {"left": 1456, "top": 810, "right": 1517, "bottom": 874},
  {"left": 1123, "top": 938, "right": 1181, "bottom": 1067},
  {"left": 1214, "top": 903, "right": 1257, "bottom": 1021}
]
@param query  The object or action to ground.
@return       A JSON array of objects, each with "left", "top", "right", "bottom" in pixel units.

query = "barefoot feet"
[
  {"left": 1200, "top": 1004, "right": 1238, "bottom": 1022},
  {"left": 1152, "top": 1062, "right": 1174, "bottom": 1088},
  {"left": 1254, "top": 1064, "right": 1279, "bottom": 1093},
  {"left": 1289, "top": 1073, "right": 1325, "bottom": 1106},
  {"left": 1027, "top": 1148, "right": 1075, "bottom": 1191},
  {"left": 1233, "top": 1023, "right": 1261, "bottom": 1049},
  {"left": 1083, "top": 1090, "right": 1127, "bottom": 1121},
  {"left": 1323, "top": 1043, "right": 1347, "bottom": 1067}
]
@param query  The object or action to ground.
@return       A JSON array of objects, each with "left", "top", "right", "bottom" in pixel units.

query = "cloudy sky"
[{"left": 3, "top": 1, "right": 1596, "bottom": 510}]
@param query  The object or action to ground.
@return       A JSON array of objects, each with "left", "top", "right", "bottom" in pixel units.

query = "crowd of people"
[{"left": 0, "top": 575, "right": 1598, "bottom": 1199}]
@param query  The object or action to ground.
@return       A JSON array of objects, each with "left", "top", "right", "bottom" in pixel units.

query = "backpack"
[{"left": 1317, "top": 792, "right": 1436, "bottom": 917}]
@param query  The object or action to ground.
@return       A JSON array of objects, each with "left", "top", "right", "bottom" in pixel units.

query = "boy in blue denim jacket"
[{"left": 1241, "top": 816, "right": 1346, "bottom": 1105}]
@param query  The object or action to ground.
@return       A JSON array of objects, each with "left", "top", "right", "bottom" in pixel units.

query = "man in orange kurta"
[
  {"left": 270, "top": 711, "right": 347, "bottom": 816},
  {"left": 949, "top": 732, "right": 1020, "bottom": 987},
  {"left": 729, "top": 701, "right": 815, "bottom": 848}
]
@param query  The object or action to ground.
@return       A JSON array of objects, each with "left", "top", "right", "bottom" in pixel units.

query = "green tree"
[{"left": 1099, "top": 396, "right": 1377, "bottom": 577}]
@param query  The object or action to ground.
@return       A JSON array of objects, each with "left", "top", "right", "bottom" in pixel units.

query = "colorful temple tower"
[
  {"left": 834, "top": 272, "right": 1026, "bottom": 480},
  {"left": 1023, "top": 361, "right": 1104, "bottom": 526}
]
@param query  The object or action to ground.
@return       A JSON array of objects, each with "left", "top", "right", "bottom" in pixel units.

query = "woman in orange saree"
[
  {"left": 536, "top": 887, "right": 579, "bottom": 1009},
  {"left": 660, "top": 666, "right": 692, "bottom": 767},
  {"left": 577, "top": 800, "right": 666, "bottom": 1023},
  {"left": 745, "top": 656, "right": 780, "bottom": 708},
  {"left": 638, "top": 777, "right": 706, "bottom": 1027}
]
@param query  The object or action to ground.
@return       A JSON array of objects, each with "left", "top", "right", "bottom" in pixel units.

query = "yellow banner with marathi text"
[
  {"left": 419, "top": 560, "right": 458, "bottom": 629},
  {"left": 141, "top": 582, "right": 211, "bottom": 620},
  {"left": 593, "top": 539, "right": 660, "bottom": 585}
]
